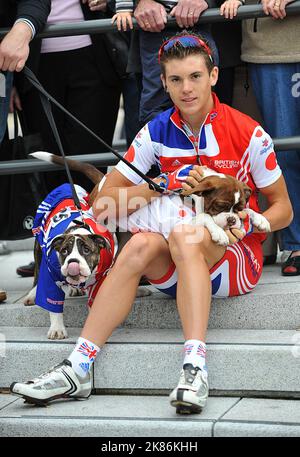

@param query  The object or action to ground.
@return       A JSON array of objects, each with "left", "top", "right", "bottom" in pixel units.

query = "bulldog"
[{"left": 24, "top": 152, "right": 150, "bottom": 340}]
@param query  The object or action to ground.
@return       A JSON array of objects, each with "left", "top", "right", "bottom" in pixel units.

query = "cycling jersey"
[{"left": 116, "top": 93, "right": 281, "bottom": 244}]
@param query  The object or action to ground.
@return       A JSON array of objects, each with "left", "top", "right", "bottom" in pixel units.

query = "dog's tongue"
[{"left": 68, "top": 262, "right": 80, "bottom": 277}]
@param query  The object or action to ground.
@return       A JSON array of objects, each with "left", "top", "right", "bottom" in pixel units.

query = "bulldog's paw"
[
  {"left": 23, "top": 286, "right": 37, "bottom": 306},
  {"left": 136, "top": 286, "right": 152, "bottom": 298},
  {"left": 48, "top": 312, "right": 67, "bottom": 339},
  {"left": 47, "top": 326, "right": 68, "bottom": 340},
  {"left": 210, "top": 226, "right": 230, "bottom": 246}
]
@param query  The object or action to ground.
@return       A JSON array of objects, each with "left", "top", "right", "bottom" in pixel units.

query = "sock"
[
  {"left": 68, "top": 337, "right": 101, "bottom": 378},
  {"left": 183, "top": 339, "right": 207, "bottom": 373}
]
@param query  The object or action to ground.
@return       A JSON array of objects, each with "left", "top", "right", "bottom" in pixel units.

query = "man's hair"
[{"left": 159, "top": 31, "right": 215, "bottom": 76}]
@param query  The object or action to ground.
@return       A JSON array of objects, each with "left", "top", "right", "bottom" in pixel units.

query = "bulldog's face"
[
  {"left": 51, "top": 226, "right": 110, "bottom": 286},
  {"left": 184, "top": 175, "right": 252, "bottom": 230}
]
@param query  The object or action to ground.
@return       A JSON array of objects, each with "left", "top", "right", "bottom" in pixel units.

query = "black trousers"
[{"left": 21, "top": 45, "right": 121, "bottom": 193}]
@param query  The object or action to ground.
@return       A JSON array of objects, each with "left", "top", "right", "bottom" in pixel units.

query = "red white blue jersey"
[
  {"left": 33, "top": 184, "right": 115, "bottom": 313},
  {"left": 116, "top": 93, "right": 281, "bottom": 243}
]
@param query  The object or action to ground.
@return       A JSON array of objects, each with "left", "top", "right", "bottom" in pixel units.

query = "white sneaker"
[
  {"left": 10, "top": 359, "right": 92, "bottom": 406},
  {"left": 169, "top": 364, "right": 209, "bottom": 414}
]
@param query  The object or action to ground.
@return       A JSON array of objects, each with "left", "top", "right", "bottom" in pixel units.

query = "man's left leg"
[{"left": 167, "top": 225, "right": 226, "bottom": 414}]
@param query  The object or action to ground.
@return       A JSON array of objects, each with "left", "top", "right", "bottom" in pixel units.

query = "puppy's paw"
[
  {"left": 47, "top": 326, "right": 68, "bottom": 340},
  {"left": 136, "top": 286, "right": 152, "bottom": 298},
  {"left": 23, "top": 287, "right": 37, "bottom": 306},
  {"left": 210, "top": 226, "right": 229, "bottom": 246},
  {"left": 252, "top": 213, "right": 271, "bottom": 232}
]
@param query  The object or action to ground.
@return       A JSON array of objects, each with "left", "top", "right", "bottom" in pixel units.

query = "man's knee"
[
  {"left": 168, "top": 226, "right": 212, "bottom": 263},
  {"left": 115, "top": 233, "right": 160, "bottom": 272}
]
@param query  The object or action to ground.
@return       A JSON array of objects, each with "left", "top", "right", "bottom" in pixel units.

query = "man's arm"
[
  {"left": 15, "top": 0, "right": 51, "bottom": 35},
  {"left": 0, "top": 0, "right": 51, "bottom": 72},
  {"left": 258, "top": 176, "right": 293, "bottom": 232}
]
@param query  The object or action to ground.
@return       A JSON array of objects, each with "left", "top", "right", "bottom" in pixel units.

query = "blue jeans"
[
  {"left": 139, "top": 27, "right": 219, "bottom": 125},
  {"left": 0, "top": 71, "right": 13, "bottom": 144},
  {"left": 250, "top": 63, "right": 300, "bottom": 251}
]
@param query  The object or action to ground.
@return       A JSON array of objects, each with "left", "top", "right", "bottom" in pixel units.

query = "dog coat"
[{"left": 32, "top": 183, "right": 116, "bottom": 313}]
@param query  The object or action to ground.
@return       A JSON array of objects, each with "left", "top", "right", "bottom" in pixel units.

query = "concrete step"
[
  {"left": 0, "top": 393, "right": 299, "bottom": 437},
  {"left": 1, "top": 276, "right": 300, "bottom": 330},
  {"left": 1, "top": 327, "right": 300, "bottom": 394},
  {"left": 1, "top": 252, "right": 300, "bottom": 330}
]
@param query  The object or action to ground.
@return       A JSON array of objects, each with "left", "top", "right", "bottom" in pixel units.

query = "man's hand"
[
  {"left": 134, "top": 0, "right": 167, "bottom": 32},
  {"left": 82, "top": 0, "right": 107, "bottom": 12},
  {"left": 170, "top": 0, "right": 208, "bottom": 28},
  {"left": 0, "top": 22, "right": 32, "bottom": 72},
  {"left": 262, "top": 0, "right": 292, "bottom": 19}
]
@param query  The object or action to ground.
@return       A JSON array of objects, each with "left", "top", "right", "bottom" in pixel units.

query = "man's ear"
[
  {"left": 160, "top": 74, "right": 167, "bottom": 92},
  {"left": 210, "top": 66, "right": 219, "bottom": 88}
]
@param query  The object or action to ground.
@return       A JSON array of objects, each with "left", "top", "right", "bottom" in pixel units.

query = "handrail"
[{"left": 0, "top": 3, "right": 299, "bottom": 38}]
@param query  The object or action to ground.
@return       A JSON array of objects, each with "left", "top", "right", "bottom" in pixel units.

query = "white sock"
[
  {"left": 68, "top": 337, "right": 101, "bottom": 378},
  {"left": 183, "top": 339, "right": 207, "bottom": 373}
]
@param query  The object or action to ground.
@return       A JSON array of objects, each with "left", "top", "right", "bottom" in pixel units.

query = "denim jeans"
[
  {"left": 0, "top": 71, "right": 13, "bottom": 144},
  {"left": 139, "top": 27, "right": 219, "bottom": 126},
  {"left": 250, "top": 63, "right": 300, "bottom": 251}
]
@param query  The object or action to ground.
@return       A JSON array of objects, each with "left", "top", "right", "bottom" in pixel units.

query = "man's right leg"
[{"left": 10, "top": 233, "right": 172, "bottom": 404}]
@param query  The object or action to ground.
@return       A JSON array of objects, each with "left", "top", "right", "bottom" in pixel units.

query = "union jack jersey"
[
  {"left": 33, "top": 184, "right": 116, "bottom": 313},
  {"left": 116, "top": 93, "right": 281, "bottom": 243}
]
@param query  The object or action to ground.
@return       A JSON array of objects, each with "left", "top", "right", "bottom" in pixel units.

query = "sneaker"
[
  {"left": 0, "top": 289, "right": 7, "bottom": 303},
  {"left": 16, "top": 261, "right": 35, "bottom": 277},
  {"left": 10, "top": 359, "right": 92, "bottom": 406},
  {"left": 169, "top": 364, "right": 209, "bottom": 414}
]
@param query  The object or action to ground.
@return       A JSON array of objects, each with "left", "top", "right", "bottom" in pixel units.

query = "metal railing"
[
  {"left": 1, "top": 3, "right": 300, "bottom": 38},
  {"left": 0, "top": 3, "right": 299, "bottom": 175}
]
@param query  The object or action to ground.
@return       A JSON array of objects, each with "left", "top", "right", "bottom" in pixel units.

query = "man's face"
[{"left": 161, "top": 55, "right": 218, "bottom": 119}]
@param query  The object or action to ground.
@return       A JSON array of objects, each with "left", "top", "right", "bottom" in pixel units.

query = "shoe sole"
[
  {"left": 170, "top": 399, "right": 203, "bottom": 414},
  {"left": 10, "top": 382, "right": 91, "bottom": 406}
]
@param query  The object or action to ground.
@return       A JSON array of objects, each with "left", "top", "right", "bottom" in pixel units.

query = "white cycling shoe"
[
  {"left": 10, "top": 359, "right": 92, "bottom": 406},
  {"left": 169, "top": 363, "right": 209, "bottom": 414}
]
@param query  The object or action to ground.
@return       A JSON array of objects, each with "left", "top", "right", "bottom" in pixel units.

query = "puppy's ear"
[
  {"left": 89, "top": 234, "right": 111, "bottom": 252},
  {"left": 51, "top": 236, "right": 65, "bottom": 252},
  {"left": 182, "top": 176, "right": 217, "bottom": 197},
  {"left": 242, "top": 184, "right": 252, "bottom": 202}
]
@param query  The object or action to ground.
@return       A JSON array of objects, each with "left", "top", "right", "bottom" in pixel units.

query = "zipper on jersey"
[{"left": 170, "top": 113, "right": 209, "bottom": 165}]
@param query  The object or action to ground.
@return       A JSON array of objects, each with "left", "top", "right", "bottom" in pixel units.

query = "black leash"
[{"left": 23, "top": 66, "right": 164, "bottom": 206}]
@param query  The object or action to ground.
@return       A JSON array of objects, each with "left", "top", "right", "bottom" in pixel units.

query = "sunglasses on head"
[{"left": 158, "top": 35, "right": 213, "bottom": 64}]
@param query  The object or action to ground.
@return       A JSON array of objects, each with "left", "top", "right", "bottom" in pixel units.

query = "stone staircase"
[{"left": 0, "top": 248, "right": 300, "bottom": 437}]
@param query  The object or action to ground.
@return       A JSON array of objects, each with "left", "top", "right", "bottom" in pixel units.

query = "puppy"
[
  {"left": 118, "top": 167, "right": 271, "bottom": 244},
  {"left": 182, "top": 168, "right": 271, "bottom": 245},
  {"left": 24, "top": 152, "right": 150, "bottom": 340}
]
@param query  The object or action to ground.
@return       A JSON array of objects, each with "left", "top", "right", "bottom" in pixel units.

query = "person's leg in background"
[
  {"left": 0, "top": 71, "right": 13, "bottom": 300},
  {"left": 64, "top": 45, "right": 121, "bottom": 191},
  {"left": 250, "top": 62, "right": 300, "bottom": 274},
  {"left": 121, "top": 72, "right": 141, "bottom": 146}
]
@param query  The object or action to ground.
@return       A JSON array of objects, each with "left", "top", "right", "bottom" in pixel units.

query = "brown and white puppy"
[
  {"left": 183, "top": 168, "right": 271, "bottom": 245},
  {"left": 24, "top": 152, "right": 150, "bottom": 340}
]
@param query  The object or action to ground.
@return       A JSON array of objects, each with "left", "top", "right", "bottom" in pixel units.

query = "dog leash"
[{"left": 23, "top": 66, "right": 168, "bottom": 204}]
